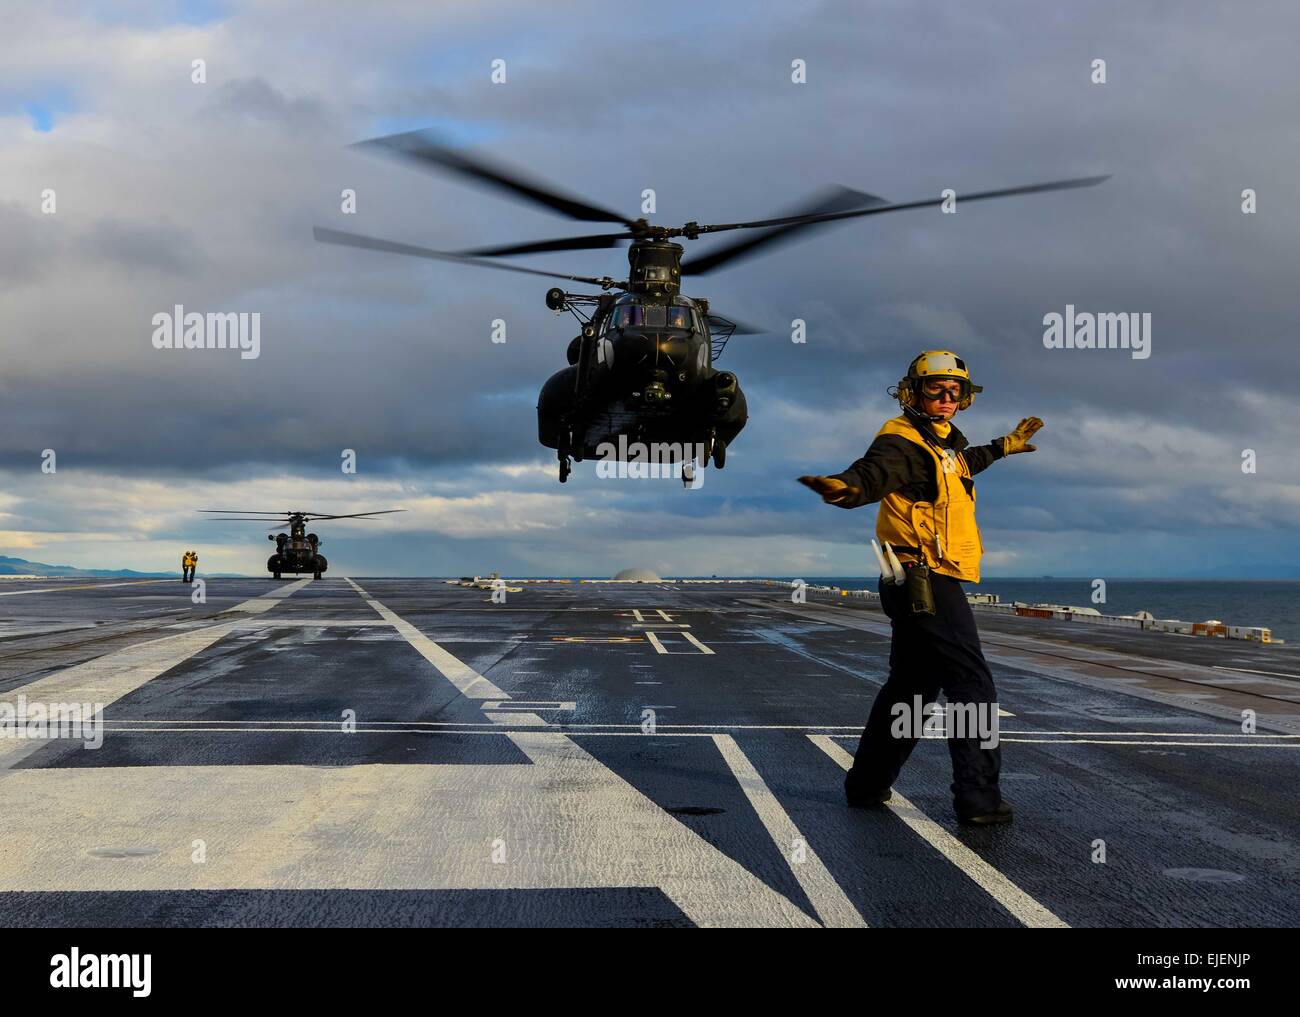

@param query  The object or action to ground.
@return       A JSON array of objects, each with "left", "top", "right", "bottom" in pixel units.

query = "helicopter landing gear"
[
  {"left": 314, "top": 571, "right": 323, "bottom": 580},
  {"left": 681, "top": 462, "right": 696, "bottom": 488},
  {"left": 702, "top": 429, "right": 727, "bottom": 470},
  {"left": 558, "top": 429, "right": 574, "bottom": 482},
  {"left": 273, "top": 572, "right": 281, "bottom": 580}
]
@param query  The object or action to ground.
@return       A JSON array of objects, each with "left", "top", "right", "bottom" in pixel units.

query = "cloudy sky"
[{"left": 2, "top": 0, "right": 1298, "bottom": 578}]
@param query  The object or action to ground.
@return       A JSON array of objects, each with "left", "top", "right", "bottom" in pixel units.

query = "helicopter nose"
[{"left": 614, "top": 330, "right": 691, "bottom": 368}]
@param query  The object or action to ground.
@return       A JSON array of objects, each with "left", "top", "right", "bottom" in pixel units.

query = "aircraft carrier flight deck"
[{"left": 2, "top": 577, "right": 1297, "bottom": 929}]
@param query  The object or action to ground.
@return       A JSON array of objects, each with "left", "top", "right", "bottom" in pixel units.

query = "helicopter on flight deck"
[
  {"left": 313, "top": 131, "right": 1107, "bottom": 486},
  {"left": 202, "top": 508, "right": 404, "bottom": 580}
]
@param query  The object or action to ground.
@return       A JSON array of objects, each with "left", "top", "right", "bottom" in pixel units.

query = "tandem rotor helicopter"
[
  {"left": 313, "top": 130, "right": 1107, "bottom": 486},
  {"left": 202, "top": 508, "right": 404, "bottom": 579}
]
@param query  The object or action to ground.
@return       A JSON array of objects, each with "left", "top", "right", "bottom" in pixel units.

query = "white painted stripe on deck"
[
  {"left": 0, "top": 583, "right": 314, "bottom": 768},
  {"left": 488, "top": 712, "right": 547, "bottom": 726},
  {"left": 681, "top": 632, "right": 715, "bottom": 655},
  {"left": 232, "top": 617, "right": 392, "bottom": 628},
  {"left": 808, "top": 735, "right": 1069, "bottom": 929},
  {"left": 263, "top": 579, "right": 314, "bottom": 598},
  {"left": 345, "top": 578, "right": 507, "bottom": 700},
  {"left": 0, "top": 579, "right": 171, "bottom": 597},
  {"left": 713, "top": 734, "right": 866, "bottom": 928},
  {"left": 1213, "top": 665, "right": 1300, "bottom": 680},
  {"left": 223, "top": 578, "right": 312, "bottom": 615},
  {"left": 0, "top": 623, "right": 233, "bottom": 769},
  {"left": 644, "top": 630, "right": 714, "bottom": 655}
]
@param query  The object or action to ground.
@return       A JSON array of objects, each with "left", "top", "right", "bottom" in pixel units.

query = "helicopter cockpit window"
[
  {"left": 665, "top": 306, "right": 692, "bottom": 330},
  {"left": 608, "top": 303, "right": 693, "bottom": 330},
  {"left": 610, "top": 304, "right": 644, "bottom": 329}
]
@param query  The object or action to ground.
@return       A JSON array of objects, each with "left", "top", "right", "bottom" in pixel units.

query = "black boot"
[
  {"left": 846, "top": 774, "right": 893, "bottom": 808},
  {"left": 957, "top": 800, "right": 1013, "bottom": 826}
]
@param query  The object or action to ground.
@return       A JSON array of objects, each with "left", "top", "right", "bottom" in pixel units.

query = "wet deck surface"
[{"left": 1, "top": 577, "right": 1297, "bottom": 927}]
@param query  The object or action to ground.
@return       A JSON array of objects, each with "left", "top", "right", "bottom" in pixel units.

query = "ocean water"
[{"left": 769, "top": 577, "right": 1300, "bottom": 644}]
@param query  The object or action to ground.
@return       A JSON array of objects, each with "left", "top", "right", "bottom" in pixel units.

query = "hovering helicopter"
[
  {"left": 313, "top": 130, "right": 1107, "bottom": 485},
  {"left": 201, "top": 508, "right": 404, "bottom": 579}
]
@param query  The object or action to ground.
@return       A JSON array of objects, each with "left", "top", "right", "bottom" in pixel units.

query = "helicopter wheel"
[
  {"left": 314, "top": 571, "right": 322, "bottom": 580},
  {"left": 558, "top": 456, "right": 571, "bottom": 483},
  {"left": 712, "top": 439, "right": 726, "bottom": 469},
  {"left": 272, "top": 572, "right": 281, "bottom": 580},
  {"left": 681, "top": 462, "right": 696, "bottom": 488}
]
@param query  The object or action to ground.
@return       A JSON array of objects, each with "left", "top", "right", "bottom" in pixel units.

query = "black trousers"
[{"left": 846, "top": 572, "right": 1002, "bottom": 814}]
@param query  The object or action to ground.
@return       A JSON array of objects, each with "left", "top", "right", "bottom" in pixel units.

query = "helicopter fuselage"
[
  {"left": 537, "top": 241, "right": 748, "bottom": 479},
  {"left": 267, "top": 518, "right": 328, "bottom": 578}
]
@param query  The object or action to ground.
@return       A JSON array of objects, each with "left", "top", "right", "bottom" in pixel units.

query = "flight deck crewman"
[
  {"left": 182, "top": 550, "right": 198, "bottom": 583},
  {"left": 799, "top": 351, "right": 1042, "bottom": 826}
]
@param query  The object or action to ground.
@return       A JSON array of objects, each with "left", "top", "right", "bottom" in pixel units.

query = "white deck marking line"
[
  {"left": 1213, "top": 665, "right": 1300, "bottom": 680},
  {"left": 681, "top": 632, "right": 715, "bottom": 655},
  {"left": 223, "top": 578, "right": 313, "bottom": 615},
  {"left": 644, "top": 630, "right": 714, "bottom": 655},
  {"left": 0, "top": 579, "right": 171, "bottom": 597},
  {"left": 263, "top": 579, "right": 314, "bottom": 599},
  {"left": 997, "top": 739, "right": 1300, "bottom": 748},
  {"left": 232, "top": 618, "right": 392, "bottom": 627},
  {"left": 713, "top": 734, "right": 867, "bottom": 928},
  {"left": 808, "top": 735, "right": 1069, "bottom": 929},
  {"left": 488, "top": 712, "right": 547, "bottom": 726},
  {"left": 0, "top": 583, "right": 313, "bottom": 769},
  {"left": 346, "top": 577, "right": 509, "bottom": 701}
]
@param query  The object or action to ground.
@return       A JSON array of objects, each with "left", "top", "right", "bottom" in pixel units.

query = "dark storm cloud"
[
  {"left": 3, "top": 0, "right": 1299, "bottom": 575},
  {"left": 200, "top": 77, "right": 331, "bottom": 132},
  {"left": 85, "top": 216, "right": 205, "bottom": 273}
]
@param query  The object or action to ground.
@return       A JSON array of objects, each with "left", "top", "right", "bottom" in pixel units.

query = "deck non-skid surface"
[{"left": 0, "top": 579, "right": 1296, "bottom": 927}]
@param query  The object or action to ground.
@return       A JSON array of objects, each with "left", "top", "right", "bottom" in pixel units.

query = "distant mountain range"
[{"left": 0, "top": 554, "right": 169, "bottom": 578}]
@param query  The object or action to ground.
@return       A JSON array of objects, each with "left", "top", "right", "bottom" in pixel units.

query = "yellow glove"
[
  {"left": 1000, "top": 417, "right": 1043, "bottom": 455},
  {"left": 798, "top": 475, "right": 859, "bottom": 504}
]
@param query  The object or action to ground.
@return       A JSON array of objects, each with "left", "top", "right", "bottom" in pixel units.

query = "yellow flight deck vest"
[{"left": 874, "top": 414, "right": 984, "bottom": 583}]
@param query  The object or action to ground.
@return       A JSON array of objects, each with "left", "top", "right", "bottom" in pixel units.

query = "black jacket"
[{"left": 828, "top": 413, "right": 1004, "bottom": 509}]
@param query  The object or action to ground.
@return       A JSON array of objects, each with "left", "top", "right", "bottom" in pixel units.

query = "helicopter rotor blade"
[
  {"left": 199, "top": 510, "right": 293, "bottom": 514},
  {"left": 304, "top": 510, "right": 407, "bottom": 521},
  {"left": 687, "top": 175, "right": 1110, "bottom": 239},
  {"left": 455, "top": 232, "right": 635, "bottom": 257},
  {"left": 681, "top": 185, "right": 889, "bottom": 276},
  {"left": 355, "top": 130, "right": 635, "bottom": 226},
  {"left": 204, "top": 517, "right": 294, "bottom": 523},
  {"left": 313, "top": 227, "right": 621, "bottom": 288}
]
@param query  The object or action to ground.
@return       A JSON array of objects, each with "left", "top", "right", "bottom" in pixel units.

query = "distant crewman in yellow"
[
  {"left": 181, "top": 550, "right": 198, "bottom": 583},
  {"left": 799, "top": 351, "right": 1041, "bottom": 825}
]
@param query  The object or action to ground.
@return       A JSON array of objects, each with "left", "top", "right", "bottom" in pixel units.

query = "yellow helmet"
[{"left": 896, "top": 350, "right": 983, "bottom": 411}]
